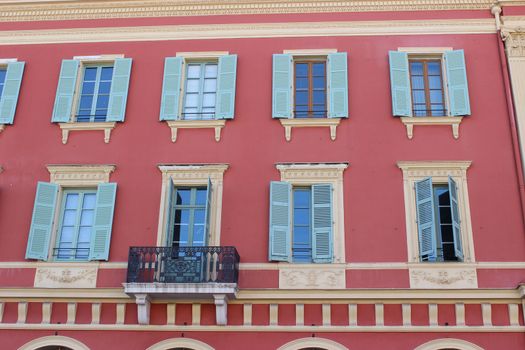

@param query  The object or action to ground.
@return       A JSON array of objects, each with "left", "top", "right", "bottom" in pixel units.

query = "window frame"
[
  {"left": 168, "top": 186, "right": 208, "bottom": 247},
  {"left": 293, "top": 58, "right": 328, "bottom": 118},
  {"left": 408, "top": 58, "right": 447, "bottom": 117},
  {"left": 181, "top": 60, "right": 219, "bottom": 120},
  {"left": 75, "top": 63, "right": 115, "bottom": 123}
]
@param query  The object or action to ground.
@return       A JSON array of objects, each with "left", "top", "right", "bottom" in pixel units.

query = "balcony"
[{"left": 123, "top": 246, "right": 240, "bottom": 325}]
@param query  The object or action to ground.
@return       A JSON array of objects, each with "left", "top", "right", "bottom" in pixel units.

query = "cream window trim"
[
  {"left": 397, "top": 161, "right": 474, "bottom": 264},
  {"left": 59, "top": 122, "right": 116, "bottom": 144},
  {"left": 176, "top": 51, "right": 229, "bottom": 59},
  {"left": 276, "top": 163, "right": 348, "bottom": 264},
  {"left": 147, "top": 338, "right": 215, "bottom": 350},
  {"left": 0, "top": 58, "right": 17, "bottom": 64},
  {"left": 398, "top": 47, "right": 453, "bottom": 54},
  {"left": 414, "top": 338, "right": 485, "bottom": 350},
  {"left": 400, "top": 116, "right": 463, "bottom": 139},
  {"left": 166, "top": 119, "right": 225, "bottom": 142},
  {"left": 73, "top": 54, "right": 124, "bottom": 61},
  {"left": 18, "top": 335, "right": 90, "bottom": 350},
  {"left": 283, "top": 49, "right": 338, "bottom": 56},
  {"left": 277, "top": 338, "right": 349, "bottom": 350},
  {"left": 280, "top": 118, "right": 341, "bottom": 141},
  {"left": 156, "top": 164, "right": 229, "bottom": 246}
]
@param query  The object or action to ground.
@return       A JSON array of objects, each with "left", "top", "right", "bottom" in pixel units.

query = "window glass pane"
[
  {"left": 204, "top": 64, "right": 218, "bottom": 78},
  {"left": 78, "top": 227, "right": 92, "bottom": 243},
  {"left": 186, "top": 79, "right": 200, "bottom": 93},
  {"left": 431, "top": 105, "right": 445, "bottom": 116},
  {"left": 83, "top": 193, "right": 96, "bottom": 208},
  {"left": 65, "top": 193, "right": 79, "bottom": 209},
  {"left": 204, "top": 79, "right": 217, "bottom": 92},
  {"left": 295, "top": 63, "right": 308, "bottom": 77},
  {"left": 296, "top": 77, "right": 308, "bottom": 90},
  {"left": 183, "top": 108, "right": 198, "bottom": 119},
  {"left": 202, "top": 93, "right": 216, "bottom": 107},
  {"left": 0, "top": 69, "right": 6, "bottom": 84},
  {"left": 175, "top": 189, "right": 191, "bottom": 205},
  {"left": 427, "top": 61, "right": 441, "bottom": 75},
  {"left": 98, "top": 81, "right": 111, "bottom": 94},
  {"left": 439, "top": 207, "right": 452, "bottom": 224},
  {"left": 294, "top": 208, "right": 310, "bottom": 225},
  {"left": 96, "top": 95, "right": 109, "bottom": 109},
  {"left": 82, "top": 82, "right": 95, "bottom": 95},
  {"left": 184, "top": 94, "right": 198, "bottom": 107},
  {"left": 429, "top": 90, "right": 443, "bottom": 104},
  {"left": 313, "top": 77, "right": 325, "bottom": 89},
  {"left": 312, "top": 62, "right": 325, "bottom": 76},
  {"left": 411, "top": 76, "right": 424, "bottom": 90},
  {"left": 83, "top": 67, "right": 97, "bottom": 81},
  {"left": 295, "top": 91, "right": 308, "bottom": 106},
  {"left": 428, "top": 76, "right": 442, "bottom": 90},
  {"left": 187, "top": 65, "right": 201, "bottom": 79},
  {"left": 293, "top": 226, "right": 310, "bottom": 245},
  {"left": 193, "top": 225, "right": 205, "bottom": 245},
  {"left": 80, "top": 209, "right": 94, "bottom": 226},
  {"left": 173, "top": 224, "right": 189, "bottom": 245},
  {"left": 59, "top": 226, "right": 74, "bottom": 243},
  {"left": 410, "top": 62, "right": 423, "bottom": 75},
  {"left": 412, "top": 90, "right": 426, "bottom": 105},
  {"left": 194, "top": 209, "right": 205, "bottom": 224},
  {"left": 100, "top": 67, "right": 113, "bottom": 81},
  {"left": 195, "top": 189, "right": 207, "bottom": 206},
  {"left": 313, "top": 91, "right": 326, "bottom": 105},
  {"left": 294, "top": 190, "right": 310, "bottom": 207},
  {"left": 79, "top": 95, "right": 93, "bottom": 110}
]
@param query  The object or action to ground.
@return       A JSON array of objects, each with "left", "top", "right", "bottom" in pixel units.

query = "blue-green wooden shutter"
[
  {"left": 272, "top": 54, "right": 292, "bottom": 119},
  {"left": 327, "top": 52, "right": 348, "bottom": 118},
  {"left": 312, "top": 184, "right": 333, "bottom": 263},
  {"left": 216, "top": 54, "right": 237, "bottom": 119},
  {"left": 445, "top": 50, "right": 470, "bottom": 116},
  {"left": 25, "top": 182, "right": 59, "bottom": 260},
  {"left": 164, "top": 179, "right": 175, "bottom": 244},
  {"left": 448, "top": 176, "right": 464, "bottom": 260},
  {"left": 269, "top": 181, "right": 291, "bottom": 261},
  {"left": 160, "top": 57, "right": 183, "bottom": 121},
  {"left": 388, "top": 51, "right": 412, "bottom": 117},
  {"left": 0, "top": 62, "right": 25, "bottom": 124},
  {"left": 51, "top": 59, "right": 79, "bottom": 122},
  {"left": 89, "top": 183, "right": 117, "bottom": 261},
  {"left": 415, "top": 177, "right": 437, "bottom": 261},
  {"left": 106, "top": 58, "right": 132, "bottom": 122},
  {"left": 204, "top": 178, "right": 212, "bottom": 244}
]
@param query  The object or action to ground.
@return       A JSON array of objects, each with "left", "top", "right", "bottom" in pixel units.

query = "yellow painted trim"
[
  {"left": 279, "top": 118, "right": 341, "bottom": 141},
  {"left": 17, "top": 335, "right": 90, "bottom": 350},
  {"left": 59, "top": 122, "right": 116, "bottom": 144}
]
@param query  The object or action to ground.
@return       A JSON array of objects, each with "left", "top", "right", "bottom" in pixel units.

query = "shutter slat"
[
  {"left": 160, "top": 57, "right": 183, "bottom": 121},
  {"left": 272, "top": 54, "right": 292, "bottom": 118},
  {"left": 388, "top": 51, "right": 412, "bottom": 117},
  {"left": 415, "top": 177, "right": 437, "bottom": 261},
  {"left": 269, "top": 181, "right": 291, "bottom": 261},
  {"left": 51, "top": 59, "right": 79, "bottom": 123},
  {"left": 89, "top": 183, "right": 117, "bottom": 260},
  {"left": 448, "top": 176, "right": 464, "bottom": 260},
  {"left": 106, "top": 58, "right": 132, "bottom": 122},
  {"left": 216, "top": 54, "right": 237, "bottom": 119},
  {"left": 328, "top": 52, "right": 348, "bottom": 118},
  {"left": 445, "top": 50, "right": 471, "bottom": 116},
  {"left": 25, "top": 182, "right": 59, "bottom": 260},
  {"left": 0, "top": 61, "right": 25, "bottom": 124},
  {"left": 312, "top": 184, "right": 333, "bottom": 263}
]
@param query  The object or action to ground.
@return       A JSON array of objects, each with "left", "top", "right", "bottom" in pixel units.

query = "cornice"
[{"left": 0, "top": 0, "right": 496, "bottom": 23}]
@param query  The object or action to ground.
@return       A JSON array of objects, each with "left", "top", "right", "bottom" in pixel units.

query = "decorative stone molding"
[
  {"left": 47, "top": 164, "right": 115, "bottom": 186},
  {"left": 214, "top": 294, "right": 228, "bottom": 326},
  {"left": 147, "top": 338, "right": 215, "bottom": 350},
  {"left": 135, "top": 293, "right": 151, "bottom": 325},
  {"left": 414, "top": 338, "right": 485, "bottom": 350},
  {"left": 279, "top": 118, "right": 341, "bottom": 141},
  {"left": 59, "top": 122, "right": 116, "bottom": 144},
  {"left": 34, "top": 266, "right": 98, "bottom": 288},
  {"left": 279, "top": 264, "right": 346, "bottom": 289},
  {"left": 166, "top": 119, "right": 226, "bottom": 142},
  {"left": 277, "top": 337, "right": 349, "bottom": 350},
  {"left": 400, "top": 116, "right": 463, "bottom": 139},
  {"left": 409, "top": 266, "right": 478, "bottom": 289},
  {"left": 17, "top": 336, "right": 90, "bottom": 350}
]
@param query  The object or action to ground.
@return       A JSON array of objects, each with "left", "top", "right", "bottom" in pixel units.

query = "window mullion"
[
  {"left": 423, "top": 61, "right": 432, "bottom": 115},
  {"left": 308, "top": 62, "right": 313, "bottom": 117},
  {"left": 187, "top": 188, "right": 197, "bottom": 246},
  {"left": 72, "top": 192, "right": 84, "bottom": 260},
  {"left": 89, "top": 67, "right": 102, "bottom": 122},
  {"left": 197, "top": 63, "right": 206, "bottom": 116}
]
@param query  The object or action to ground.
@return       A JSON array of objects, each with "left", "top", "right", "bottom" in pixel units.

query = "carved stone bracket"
[
  {"left": 214, "top": 294, "right": 228, "bottom": 326},
  {"left": 135, "top": 294, "right": 151, "bottom": 325},
  {"left": 279, "top": 118, "right": 341, "bottom": 141},
  {"left": 59, "top": 122, "right": 116, "bottom": 144},
  {"left": 400, "top": 117, "right": 463, "bottom": 139},
  {"left": 166, "top": 120, "right": 226, "bottom": 142}
]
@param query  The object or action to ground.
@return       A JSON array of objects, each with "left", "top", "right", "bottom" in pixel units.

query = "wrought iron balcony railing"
[{"left": 126, "top": 246, "right": 240, "bottom": 284}]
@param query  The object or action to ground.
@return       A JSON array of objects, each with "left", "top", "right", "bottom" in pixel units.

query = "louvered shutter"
[
  {"left": 448, "top": 176, "right": 464, "bottom": 260},
  {"left": 51, "top": 59, "right": 79, "bottom": 122},
  {"left": 165, "top": 179, "right": 175, "bottom": 244},
  {"left": 388, "top": 51, "right": 412, "bottom": 117},
  {"left": 160, "top": 57, "right": 183, "bottom": 121},
  {"left": 0, "top": 61, "right": 25, "bottom": 124},
  {"left": 216, "top": 54, "right": 237, "bottom": 119},
  {"left": 415, "top": 177, "right": 437, "bottom": 261},
  {"left": 25, "top": 182, "right": 59, "bottom": 260},
  {"left": 106, "top": 58, "right": 132, "bottom": 122},
  {"left": 327, "top": 52, "right": 348, "bottom": 118},
  {"left": 89, "top": 183, "right": 117, "bottom": 260},
  {"left": 269, "top": 181, "right": 291, "bottom": 261},
  {"left": 204, "top": 178, "right": 212, "bottom": 244},
  {"left": 312, "top": 184, "right": 333, "bottom": 263},
  {"left": 445, "top": 50, "right": 471, "bottom": 116},
  {"left": 272, "top": 54, "right": 292, "bottom": 118}
]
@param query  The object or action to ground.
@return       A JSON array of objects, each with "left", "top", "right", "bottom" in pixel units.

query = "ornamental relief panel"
[
  {"left": 279, "top": 267, "right": 345, "bottom": 289},
  {"left": 409, "top": 266, "right": 477, "bottom": 289},
  {"left": 34, "top": 266, "right": 98, "bottom": 288}
]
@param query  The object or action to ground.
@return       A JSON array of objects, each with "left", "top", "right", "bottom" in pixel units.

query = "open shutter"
[
  {"left": 160, "top": 57, "right": 183, "bottom": 121},
  {"left": 327, "top": 52, "right": 348, "bottom": 118},
  {"left": 204, "top": 178, "right": 212, "bottom": 244},
  {"left": 312, "top": 184, "right": 333, "bottom": 263},
  {"left": 25, "top": 182, "right": 58, "bottom": 260},
  {"left": 272, "top": 54, "right": 292, "bottom": 118},
  {"left": 415, "top": 177, "right": 437, "bottom": 261},
  {"left": 106, "top": 58, "right": 132, "bottom": 122},
  {"left": 0, "top": 61, "right": 25, "bottom": 124},
  {"left": 269, "top": 181, "right": 291, "bottom": 261},
  {"left": 89, "top": 183, "right": 117, "bottom": 261},
  {"left": 388, "top": 51, "right": 412, "bottom": 117},
  {"left": 216, "top": 54, "right": 237, "bottom": 119},
  {"left": 445, "top": 50, "right": 470, "bottom": 116},
  {"left": 165, "top": 179, "right": 175, "bottom": 245},
  {"left": 51, "top": 59, "right": 79, "bottom": 122},
  {"left": 448, "top": 176, "right": 464, "bottom": 260}
]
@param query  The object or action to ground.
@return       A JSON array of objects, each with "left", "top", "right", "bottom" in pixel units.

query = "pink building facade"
[{"left": 0, "top": 1, "right": 524, "bottom": 349}]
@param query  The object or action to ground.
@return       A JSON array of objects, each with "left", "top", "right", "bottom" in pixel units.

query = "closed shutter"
[
  {"left": 216, "top": 54, "right": 237, "bottom": 119},
  {"left": 388, "top": 51, "right": 412, "bottom": 117},
  {"left": 0, "top": 61, "right": 25, "bottom": 124},
  {"left": 445, "top": 50, "right": 471, "bottom": 116},
  {"left": 106, "top": 58, "right": 132, "bottom": 122},
  {"left": 269, "top": 181, "right": 291, "bottom": 261},
  {"left": 160, "top": 57, "right": 183, "bottom": 121},
  {"left": 89, "top": 183, "right": 117, "bottom": 260},
  {"left": 327, "top": 52, "right": 348, "bottom": 118},
  {"left": 448, "top": 176, "right": 464, "bottom": 260},
  {"left": 272, "top": 54, "right": 292, "bottom": 118},
  {"left": 204, "top": 178, "right": 212, "bottom": 244},
  {"left": 25, "top": 182, "right": 59, "bottom": 260},
  {"left": 51, "top": 59, "right": 79, "bottom": 123},
  {"left": 312, "top": 184, "right": 333, "bottom": 263},
  {"left": 415, "top": 177, "right": 437, "bottom": 261}
]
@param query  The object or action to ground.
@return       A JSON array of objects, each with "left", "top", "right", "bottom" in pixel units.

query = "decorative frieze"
[
  {"left": 409, "top": 266, "right": 478, "bottom": 289},
  {"left": 279, "top": 266, "right": 345, "bottom": 289},
  {"left": 34, "top": 266, "right": 98, "bottom": 288}
]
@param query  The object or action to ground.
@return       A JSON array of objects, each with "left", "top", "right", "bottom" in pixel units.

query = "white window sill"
[
  {"left": 400, "top": 116, "right": 463, "bottom": 140},
  {"left": 166, "top": 119, "right": 226, "bottom": 142},
  {"left": 279, "top": 118, "right": 341, "bottom": 141},
  {"left": 59, "top": 122, "right": 116, "bottom": 144}
]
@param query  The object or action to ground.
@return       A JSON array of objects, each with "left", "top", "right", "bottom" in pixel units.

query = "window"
[
  {"left": 409, "top": 59, "right": 446, "bottom": 117},
  {"left": 294, "top": 60, "right": 327, "bottom": 118},
  {"left": 25, "top": 165, "right": 117, "bottom": 261},
  {"left": 51, "top": 56, "right": 132, "bottom": 143},
  {"left": 268, "top": 163, "right": 348, "bottom": 264},
  {"left": 182, "top": 62, "right": 218, "bottom": 120},
  {"left": 0, "top": 60, "right": 25, "bottom": 126},
  {"left": 397, "top": 161, "right": 474, "bottom": 263}
]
